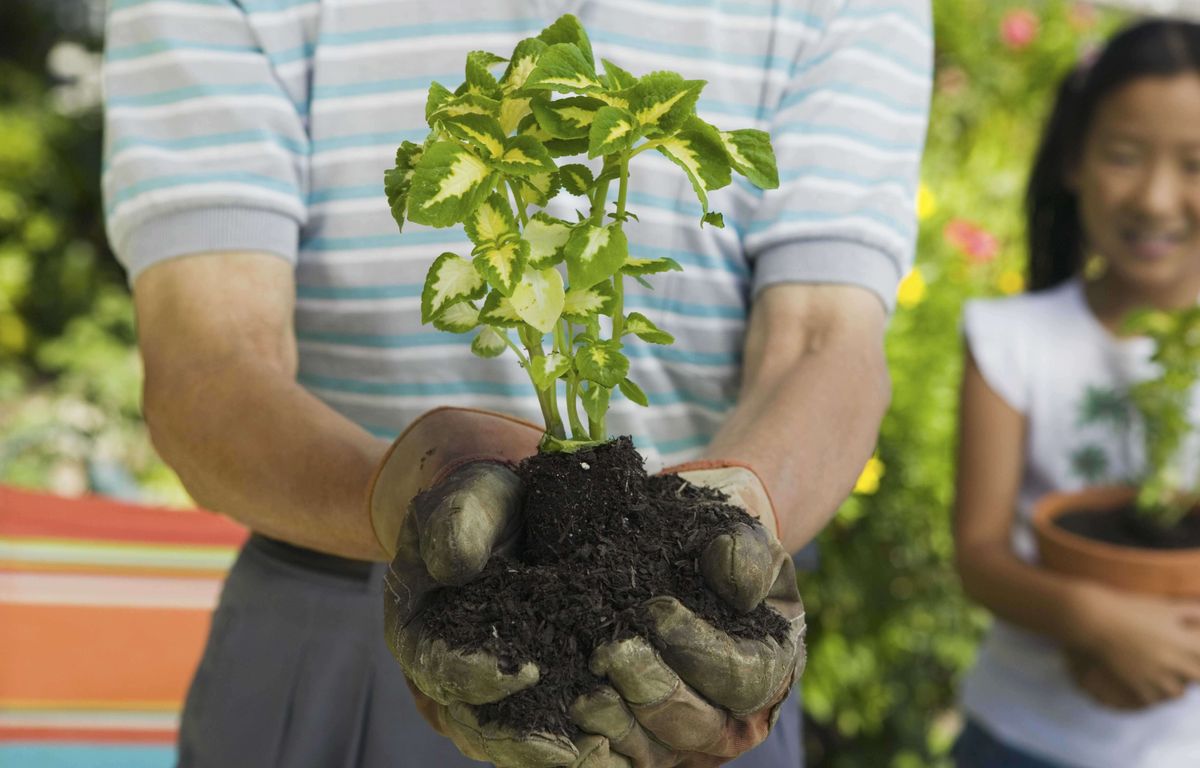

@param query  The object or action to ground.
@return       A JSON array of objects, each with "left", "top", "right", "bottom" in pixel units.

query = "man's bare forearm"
[
  {"left": 145, "top": 358, "right": 391, "bottom": 560},
  {"left": 705, "top": 285, "right": 890, "bottom": 553}
]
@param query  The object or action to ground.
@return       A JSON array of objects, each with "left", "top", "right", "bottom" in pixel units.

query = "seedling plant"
[{"left": 385, "top": 14, "right": 778, "bottom": 452}]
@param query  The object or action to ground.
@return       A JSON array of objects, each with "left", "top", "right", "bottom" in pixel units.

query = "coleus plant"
[
  {"left": 385, "top": 14, "right": 778, "bottom": 452},
  {"left": 1124, "top": 307, "right": 1200, "bottom": 528}
]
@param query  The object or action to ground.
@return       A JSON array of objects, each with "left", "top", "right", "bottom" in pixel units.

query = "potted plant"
[
  {"left": 1033, "top": 306, "right": 1200, "bottom": 596},
  {"left": 376, "top": 13, "right": 803, "bottom": 745}
]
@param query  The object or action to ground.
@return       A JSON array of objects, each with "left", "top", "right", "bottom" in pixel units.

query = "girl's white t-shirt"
[{"left": 960, "top": 277, "right": 1200, "bottom": 768}]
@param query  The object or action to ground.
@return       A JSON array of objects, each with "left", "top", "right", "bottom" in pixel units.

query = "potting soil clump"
[{"left": 420, "top": 437, "right": 790, "bottom": 737}]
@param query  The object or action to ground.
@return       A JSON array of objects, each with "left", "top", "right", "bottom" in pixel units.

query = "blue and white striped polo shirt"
[{"left": 102, "top": 0, "right": 932, "bottom": 467}]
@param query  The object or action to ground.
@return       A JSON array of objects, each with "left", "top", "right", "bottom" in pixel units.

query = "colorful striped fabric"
[{"left": 0, "top": 486, "right": 246, "bottom": 768}]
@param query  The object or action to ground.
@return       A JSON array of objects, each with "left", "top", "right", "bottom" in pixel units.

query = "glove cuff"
[
  {"left": 660, "top": 460, "right": 783, "bottom": 542},
  {"left": 367, "top": 407, "right": 543, "bottom": 557}
]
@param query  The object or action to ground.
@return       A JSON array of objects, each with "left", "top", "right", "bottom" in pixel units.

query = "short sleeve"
[
  {"left": 102, "top": 0, "right": 312, "bottom": 284},
  {"left": 962, "top": 299, "right": 1029, "bottom": 414},
  {"left": 742, "top": 0, "right": 933, "bottom": 312}
]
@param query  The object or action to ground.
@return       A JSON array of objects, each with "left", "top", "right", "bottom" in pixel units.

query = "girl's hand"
[{"left": 1069, "top": 586, "right": 1200, "bottom": 709}]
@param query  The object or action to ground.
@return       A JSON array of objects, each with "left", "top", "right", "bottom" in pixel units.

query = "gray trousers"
[{"left": 177, "top": 535, "right": 803, "bottom": 767}]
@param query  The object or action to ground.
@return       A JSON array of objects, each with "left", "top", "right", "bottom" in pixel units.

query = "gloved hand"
[
  {"left": 571, "top": 462, "right": 806, "bottom": 767},
  {"left": 373, "top": 407, "right": 627, "bottom": 767}
]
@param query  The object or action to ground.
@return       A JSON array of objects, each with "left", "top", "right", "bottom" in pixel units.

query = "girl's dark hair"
[{"left": 1027, "top": 19, "right": 1200, "bottom": 291}]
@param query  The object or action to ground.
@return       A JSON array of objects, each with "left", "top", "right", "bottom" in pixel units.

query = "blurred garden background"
[{"left": 0, "top": 0, "right": 1181, "bottom": 765}]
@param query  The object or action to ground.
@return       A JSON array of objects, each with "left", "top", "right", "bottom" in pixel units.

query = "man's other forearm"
[{"left": 705, "top": 285, "right": 890, "bottom": 553}]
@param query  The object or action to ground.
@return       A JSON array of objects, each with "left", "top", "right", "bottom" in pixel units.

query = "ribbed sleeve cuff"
[
  {"left": 751, "top": 240, "right": 905, "bottom": 314},
  {"left": 117, "top": 207, "right": 300, "bottom": 286}
]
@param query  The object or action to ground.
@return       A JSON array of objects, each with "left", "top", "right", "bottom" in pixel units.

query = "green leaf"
[
  {"left": 501, "top": 38, "right": 548, "bottom": 93},
  {"left": 562, "top": 281, "right": 616, "bottom": 322},
  {"left": 383, "top": 141, "right": 424, "bottom": 231},
  {"left": 493, "top": 135, "right": 557, "bottom": 176},
  {"left": 588, "top": 106, "right": 638, "bottom": 159},
  {"left": 440, "top": 113, "right": 507, "bottom": 159},
  {"left": 516, "top": 171, "right": 561, "bottom": 206},
  {"left": 421, "top": 252, "right": 486, "bottom": 323},
  {"left": 524, "top": 213, "right": 572, "bottom": 268},
  {"left": 628, "top": 72, "right": 705, "bottom": 136},
  {"left": 564, "top": 222, "right": 627, "bottom": 290},
  {"left": 431, "top": 301, "right": 480, "bottom": 333},
  {"left": 529, "top": 352, "right": 573, "bottom": 390},
  {"left": 408, "top": 142, "right": 496, "bottom": 228},
  {"left": 524, "top": 43, "right": 603, "bottom": 94},
  {"left": 577, "top": 340, "right": 629, "bottom": 386},
  {"left": 464, "top": 193, "right": 517, "bottom": 248},
  {"left": 531, "top": 96, "right": 605, "bottom": 139},
  {"left": 546, "top": 137, "right": 590, "bottom": 158},
  {"left": 623, "top": 312, "right": 673, "bottom": 344},
  {"left": 471, "top": 326, "right": 508, "bottom": 358},
  {"left": 510, "top": 266, "right": 566, "bottom": 334},
  {"left": 498, "top": 96, "right": 533, "bottom": 135},
  {"left": 622, "top": 256, "right": 683, "bottom": 275},
  {"left": 425, "top": 82, "right": 454, "bottom": 125},
  {"left": 720, "top": 129, "right": 779, "bottom": 189},
  {"left": 655, "top": 116, "right": 731, "bottom": 212},
  {"left": 701, "top": 211, "right": 725, "bottom": 228},
  {"left": 559, "top": 163, "right": 594, "bottom": 195},
  {"left": 430, "top": 93, "right": 501, "bottom": 122},
  {"left": 474, "top": 238, "right": 529, "bottom": 296},
  {"left": 480, "top": 290, "right": 524, "bottom": 327},
  {"left": 601, "top": 58, "right": 638, "bottom": 90},
  {"left": 536, "top": 14, "right": 594, "bottom": 71},
  {"left": 580, "top": 382, "right": 611, "bottom": 425},
  {"left": 618, "top": 377, "right": 649, "bottom": 407},
  {"left": 465, "top": 50, "right": 505, "bottom": 98}
]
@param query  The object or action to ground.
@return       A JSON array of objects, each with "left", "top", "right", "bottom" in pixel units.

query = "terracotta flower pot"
[{"left": 1032, "top": 485, "right": 1200, "bottom": 597}]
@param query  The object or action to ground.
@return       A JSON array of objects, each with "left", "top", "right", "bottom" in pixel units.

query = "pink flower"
[
  {"left": 944, "top": 219, "right": 999, "bottom": 263},
  {"left": 1000, "top": 9, "right": 1039, "bottom": 51}
]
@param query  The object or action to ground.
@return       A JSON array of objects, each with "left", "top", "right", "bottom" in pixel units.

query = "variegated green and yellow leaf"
[
  {"left": 618, "top": 377, "right": 649, "bottom": 407},
  {"left": 493, "top": 135, "right": 557, "bottom": 176},
  {"left": 536, "top": 14, "right": 594, "bottom": 70},
  {"left": 480, "top": 290, "right": 524, "bottom": 327},
  {"left": 471, "top": 326, "right": 508, "bottom": 358},
  {"left": 523, "top": 43, "right": 603, "bottom": 94},
  {"left": 524, "top": 213, "right": 572, "bottom": 268},
  {"left": 430, "top": 93, "right": 501, "bottom": 122},
  {"left": 594, "top": 90, "right": 631, "bottom": 111},
  {"left": 601, "top": 58, "right": 638, "bottom": 91},
  {"left": 431, "top": 301, "right": 480, "bottom": 333},
  {"left": 421, "top": 252, "right": 486, "bottom": 323},
  {"left": 565, "top": 222, "right": 627, "bottom": 290},
  {"left": 576, "top": 340, "right": 629, "bottom": 387},
  {"left": 510, "top": 266, "right": 566, "bottom": 334},
  {"left": 464, "top": 193, "right": 517, "bottom": 248},
  {"left": 474, "top": 237, "right": 529, "bottom": 296},
  {"left": 623, "top": 311, "right": 673, "bottom": 344},
  {"left": 465, "top": 50, "right": 505, "bottom": 98},
  {"left": 408, "top": 141, "right": 495, "bottom": 227},
  {"left": 559, "top": 163, "right": 594, "bottom": 195},
  {"left": 719, "top": 129, "right": 779, "bottom": 190},
  {"left": 531, "top": 96, "right": 605, "bottom": 139},
  {"left": 529, "top": 352, "right": 573, "bottom": 390},
  {"left": 562, "top": 281, "right": 616, "bottom": 322},
  {"left": 516, "top": 170, "right": 561, "bottom": 206},
  {"left": 581, "top": 382, "right": 611, "bottom": 424},
  {"left": 628, "top": 72, "right": 704, "bottom": 136},
  {"left": 588, "top": 106, "right": 638, "bottom": 158},
  {"left": 425, "top": 81, "right": 454, "bottom": 126},
  {"left": 383, "top": 141, "right": 423, "bottom": 231},
  {"left": 655, "top": 117, "right": 731, "bottom": 212},
  {"left": 622, "top": 256, "right": 683, "bottom": 275},
  {"left": 501, "top": 38, "right": 547, "bottom": 93},
  {"left": 440, "top": 113, "right": 506, "bottom": 158},
  {"left": 498, "top": 96, "right": 533, "bottom": 134}
]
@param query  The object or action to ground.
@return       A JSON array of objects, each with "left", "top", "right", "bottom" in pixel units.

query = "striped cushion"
[{"left": 0, "top": 486, "right": 246, "bottom": 767}]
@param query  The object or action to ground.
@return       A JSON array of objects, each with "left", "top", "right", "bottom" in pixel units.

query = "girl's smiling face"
[{"left": 1073, "top": 74, "right": 1200, "bottom": 296}]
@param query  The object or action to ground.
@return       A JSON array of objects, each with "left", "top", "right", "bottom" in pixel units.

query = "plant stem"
[
  {"left": 556, "top": 318, "right": 585, "bottom": 438},
  {"left": 519, "top": 325, "right": 565, "bottom": 439},
  {"left": 590, "top": 175, "right": 612, "bottom": 226},
  {"left": 612, "top": 158, "right": 629, "bottom": 339},
  {"left": 508, "top": 179, "right": 529, "bottom": 227}
]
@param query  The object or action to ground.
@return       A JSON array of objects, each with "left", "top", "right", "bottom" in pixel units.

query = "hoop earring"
[{"left": 1083, "top": 253, "right": 1108, "bottom": 281}]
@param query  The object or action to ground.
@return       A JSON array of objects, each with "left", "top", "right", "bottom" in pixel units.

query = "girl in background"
[{"left": 953, "top": 19, "right": 1200, "bottom": 768}]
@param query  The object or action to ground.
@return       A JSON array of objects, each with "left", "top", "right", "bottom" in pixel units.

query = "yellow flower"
[
  {"left": 997, "top": 269, "right": 1025, "bottom": 295},
  {"left": 854, "top": 456, "right": 885, "bottom": 495},
  {"left": 916, "top": 183, "right": 937, "bottom": 221},
  {"left": 896, "top": 268, "right": 926, "bottom": 309}
]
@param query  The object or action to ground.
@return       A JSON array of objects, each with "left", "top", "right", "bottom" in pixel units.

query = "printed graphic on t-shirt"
[{"left": 1069, "top": 384, "right": 1136, "bottom": 485}]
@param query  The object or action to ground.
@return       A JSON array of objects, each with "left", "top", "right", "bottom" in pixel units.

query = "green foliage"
[{"left": 387, "top": 14, "right": 778, "bottom": 450}]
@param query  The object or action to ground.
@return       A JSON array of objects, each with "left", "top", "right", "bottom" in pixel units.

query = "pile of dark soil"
[
  {"left": 1056, "top": 506, "right": 1200, "bottom": 549},
  {"left": 420, "top": 437, "right": 789, "bottom": 737}
]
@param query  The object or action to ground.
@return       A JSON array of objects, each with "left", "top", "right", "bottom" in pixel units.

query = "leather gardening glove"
[
  {"left": 373, "top": 407, "right": 627, "bottom": 767},
  {"left": 571, "top": 462, "right": 806, "bottom": 767}
]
